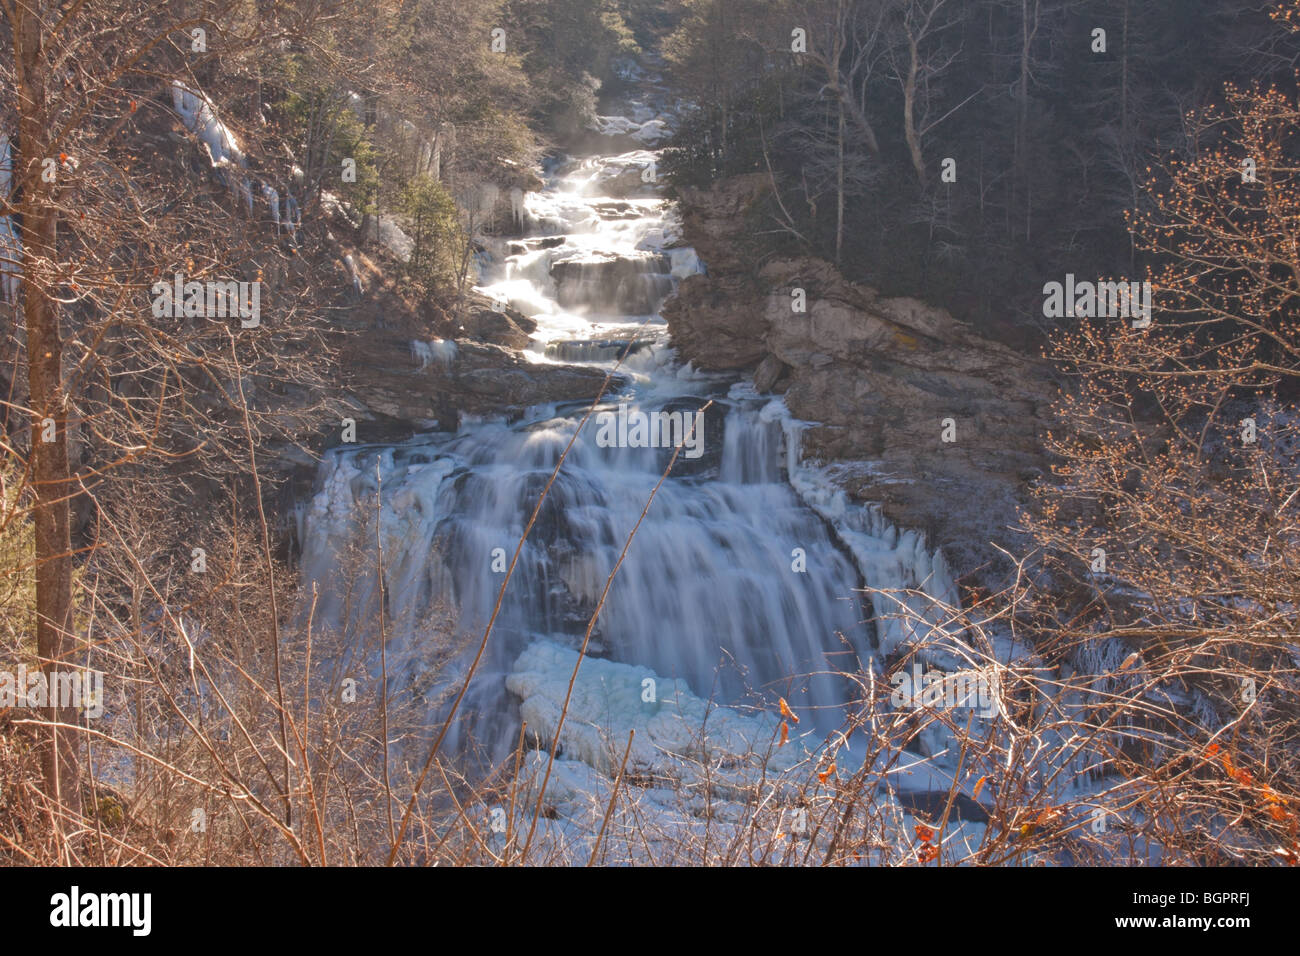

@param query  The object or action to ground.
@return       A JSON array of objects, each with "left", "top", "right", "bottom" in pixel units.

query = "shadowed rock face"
[
  {"left": 664, "top": 175, "right": 1055, "bottom": 580},
  {"left": 661, "top": 174, "right": 773, "bottom": 370}
]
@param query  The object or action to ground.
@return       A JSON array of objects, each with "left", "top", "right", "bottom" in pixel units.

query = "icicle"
[
  {"left": 0, "top": 132, "right": 19, "bottom": 304},
  {"left": 261, "top": 181, "right": 281, "bottom": 234},
  {"left": 510, "top": 187, "right": 525, "bottom": 230},
  {"left": 0, "top": 133, "right": 11, "bottom": 199},
  {"left": 478, "top": 182, "right": 500, "bottom": 221},
  {"left": 283, "top": 193, "right": 300, "bottom": 241},
  {"left": 410, "top": 338, "right": 457, "bottom": 370},
  {"left": 419, "top": 136, "right": 434, "bottom": 178},
  {"left": 0, "top": 214, "right": 21, "bottom": 304},
  {"left": 171, "top": 81, "right": 245, "bottom": 167}
]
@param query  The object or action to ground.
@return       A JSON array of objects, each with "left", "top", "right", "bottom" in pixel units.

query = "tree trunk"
[
  {"left": 836, "top": 96, "right": 845, "bottom": 267},
  {"left": 14, "top": 0, "right": 82, "bottom": 819},
  {"left": 903, "top": 32, "right": 926, "bottom": 185},
  {"left": 1015, "top": 0, "right": 1039, "bottom": 240}
]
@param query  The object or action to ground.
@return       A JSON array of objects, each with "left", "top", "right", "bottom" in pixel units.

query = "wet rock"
[
  {"left": 663, "top": 272, "right": 767, "bottom": 368},
  {"left": 653, "top": 397, "right": 726, "bottom": 478},
  {"left": 455, "top": 293, "right": 538, "bottom": 349},
  {"left": 590, "top": 201, "right": 646, "bottom": 220}
]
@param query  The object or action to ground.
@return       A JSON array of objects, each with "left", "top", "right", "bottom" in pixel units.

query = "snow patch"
[
  {"left": 667, "top": 247, "right": 704, "bottom": 279},
  {"left": 377, "top": 217, "right": 413, "bottom": 261},
  {"left": 171, "top": 81, "right": 245, "bottom": 167}
]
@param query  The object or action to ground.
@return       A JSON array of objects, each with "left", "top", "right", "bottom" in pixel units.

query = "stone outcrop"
[
  {"left": 664, "top": 175, "right": 1054, "bottom": 579},
  {"left": 662, "top": 174, "right": 772, "bottom": 370},
  {"left": 341, "top": 325, "right": 623, "bottom": 436},
  {"left": 246, "top": 282, "right": 621, "bottom": 488}
]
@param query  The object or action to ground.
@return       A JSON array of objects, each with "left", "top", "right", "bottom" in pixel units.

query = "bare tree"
[
  {"left": 0, "top": 0, "right": 344, "bottom": 837},
  {"left": 887, "top": 0, "right": 973, "bottom": 187}
]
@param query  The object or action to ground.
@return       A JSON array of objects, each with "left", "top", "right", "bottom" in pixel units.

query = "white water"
[{"left": 298, "top": 62, "right": 961, "bottom": 772}]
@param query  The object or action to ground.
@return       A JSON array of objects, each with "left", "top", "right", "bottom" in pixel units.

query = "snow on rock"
[
  {"left": 578, "top": 150, "right": 661, "bottom": 198},
  {"left": 377, "top": 216, "right": 413, "bottom": 261},
  {"left": 171, "top": 81, "right": 245, "bottom": 167},
  {"left": 506, "top": 640, "right": 810, "bottom": 792},
  {"left": 590, "top": 114, "right": 639, "bottom": 138},
  {"left": 591, "top": 114, "right": 671, "bottom": 145},
  {"left": 320, "top": 190, "right": 357, "bottom": 227},
  {"left": 631, "top": 119, "right": 670, "bottom": 144}
]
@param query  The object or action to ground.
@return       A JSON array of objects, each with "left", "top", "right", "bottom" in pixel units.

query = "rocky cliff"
[{"left": 664, "top": 174, "right": 1054, "bottom": 580}]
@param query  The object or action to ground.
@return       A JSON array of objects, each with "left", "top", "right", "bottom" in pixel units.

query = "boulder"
[
  {"left": 455, "top": 292, "right": 538, "bottom": 349},
  {"left": 752, "top": 353, "right": 789, "bottom": 393}
]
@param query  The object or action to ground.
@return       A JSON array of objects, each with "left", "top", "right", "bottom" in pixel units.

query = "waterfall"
[
  {"left": 297, "top": 66, "right": 961, "bottom": 775},
  {"left": 300, "top": 405, "right": 876, "bottom": 763}
]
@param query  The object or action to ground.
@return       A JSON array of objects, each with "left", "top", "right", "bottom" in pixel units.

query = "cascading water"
[
  {"left": 302, "top": 403, "right": 872, "bottom": 763},
  {"left": 298, "top": 61, "right": 954, "bottom": 773}
]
